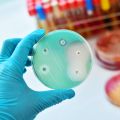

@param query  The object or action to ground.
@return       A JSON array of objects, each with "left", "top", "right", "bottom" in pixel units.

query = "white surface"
[{"left": 0, "top": 1, "right": 120, "bottom": 120}]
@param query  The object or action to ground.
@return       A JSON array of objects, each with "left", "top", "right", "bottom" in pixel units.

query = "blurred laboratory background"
[{"left": 0, "top": 0, "right": 120, "bottom": 120}]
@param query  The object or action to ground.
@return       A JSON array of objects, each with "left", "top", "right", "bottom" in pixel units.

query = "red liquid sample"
[
  {"left": 27, "top": 0, "right": 37, "bottom": 16},
  {"left": 75, "top": 0, "right": 91, "bottom": 37},
  {"left": 51, "top": 0, "right": 67, "bottom": 29},
  {"left": 100, "top": 0, "right": 113, "bottom": 30},
  {"left": 43, "top": 2, "right": 56, "bottom": 31},
  {"left": 59, "top": 0, "right": 74, "bottom": 30},
  {"left": 109, "top": 0, "right": 120, "bottom": 29},
  {"left": 90, "top": 0, "right": 104, "bottom": 34},
  {"left": 117, "top": 0, "right": 120, "bottom": 27}
]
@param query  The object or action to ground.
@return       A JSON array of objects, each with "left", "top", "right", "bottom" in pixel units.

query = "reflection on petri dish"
[{"left": 32, "top": 30, "right": 93, "bottom": 89}]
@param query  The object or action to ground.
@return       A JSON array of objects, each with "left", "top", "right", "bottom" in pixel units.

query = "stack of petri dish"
[{"left": 95, "top": 30, "right": 120, "bottom": 70}]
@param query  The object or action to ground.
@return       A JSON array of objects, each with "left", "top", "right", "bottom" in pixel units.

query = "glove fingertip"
[{"left": 64, "top": 89, "right": 75, "bottom": 99}]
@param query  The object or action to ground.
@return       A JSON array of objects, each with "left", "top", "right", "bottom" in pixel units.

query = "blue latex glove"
[{"left": 0, "top": 30, "right": 75, "bottom": 120}]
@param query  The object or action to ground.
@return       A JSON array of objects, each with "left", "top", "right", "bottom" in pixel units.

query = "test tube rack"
[{"left": 27, "top": 0, "right": 120, "bottom": 38}]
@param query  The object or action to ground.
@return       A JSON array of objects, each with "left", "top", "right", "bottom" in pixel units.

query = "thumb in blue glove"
[{"left": 0, "top": 30, "right": 75, "bottom": 120}]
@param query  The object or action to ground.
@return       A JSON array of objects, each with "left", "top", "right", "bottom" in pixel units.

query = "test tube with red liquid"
[
  {"left": 36, "top": 5, "right": 49, "bottom": 32},
  {"left": 100, "top": 0, "right": 113, "bottom": 30},
  {"left": 75, "top": 0, "right": 92, "bottom": 37},
  {"left": 109, "top": 0, "right": 119, "bottom": 29},
  {"left": 59, "top": 0, "right": 74, "bottom": 30},
  {"left": 50, "top": 0, "right": 67, "bottom": 29},
  {"left": 43, "top": 2, "right": 56, "bottom": 30},
  {"left": 91, "top": 0, "right": 104, "bottom": 34}
]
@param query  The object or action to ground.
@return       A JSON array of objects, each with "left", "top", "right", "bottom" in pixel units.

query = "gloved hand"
[{"left": 0, "top": 30, "right": 75, "bottom": 120}]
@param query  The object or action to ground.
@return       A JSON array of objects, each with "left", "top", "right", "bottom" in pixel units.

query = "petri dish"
[
  {"left": 105, "top": 74, "right": 120, "bottom": 107},
  {"left": 32, "top": 29, "right": 93, "bottom": 89},
  {"left": 95, "top": 30, "right": 120, "bottom": 70}
]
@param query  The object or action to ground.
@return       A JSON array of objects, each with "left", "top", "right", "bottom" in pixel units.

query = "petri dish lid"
[{"left": 32, "top": 29, "right": 93, "bottom": 89}]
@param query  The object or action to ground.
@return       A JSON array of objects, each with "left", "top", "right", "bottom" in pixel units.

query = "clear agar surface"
[{"left": 32, "top": 30, "right": 93, "bottom": 89}]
